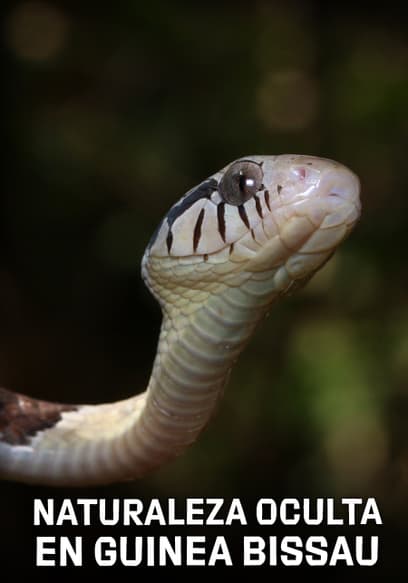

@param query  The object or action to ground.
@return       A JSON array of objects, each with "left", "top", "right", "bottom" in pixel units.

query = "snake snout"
[
  {"left": 318, "top": 166, "right": 361, "bottom": 233},
  {"left": 322, "top": 166, "right": 361, "bottom": 208}
]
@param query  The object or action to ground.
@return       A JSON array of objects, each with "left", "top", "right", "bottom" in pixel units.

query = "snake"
[{"left": 0, "top": 154, "right": 361, "bottom": 486}]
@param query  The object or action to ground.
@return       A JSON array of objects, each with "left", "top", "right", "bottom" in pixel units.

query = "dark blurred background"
[{"left": 1, "top": 0, "right": 407, "bottom": 577}]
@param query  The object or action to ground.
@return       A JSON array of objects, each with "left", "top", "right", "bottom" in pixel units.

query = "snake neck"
[{"left": 125, "top": 268, "right": 288, "bottom": 476}]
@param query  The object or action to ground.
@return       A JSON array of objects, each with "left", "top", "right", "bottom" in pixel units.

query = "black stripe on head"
[
  {"left": 254, "top": 194, "right": 263, "bottom": 218},
  {"left": 148, "top": 178, "right": 218, "bottom": 250},
  {"left": 193, "top": 209, "right": 205, "bottom": 252},
  {"left": 166, "top": 178, "right": 217, "bottom": 230},
  {"left": 217, "top": 202, "right": 226, "bottom": 242},
  {"left": 0, "top": 387, "right": 77, "bottom": 445},
  {"left": 264, "top": 190, "right": 271, "bottom": 211},
  {"left": 238, "top": 204, "right": 250, "bottom": 228},
  {"left": 166, "top": 230, "right": 173, "bottom": 253}
]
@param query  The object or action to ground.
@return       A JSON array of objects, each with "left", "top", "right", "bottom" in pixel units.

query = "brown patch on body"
[{"left": 0, "top": 387, "right": 77, "bottom": 445}]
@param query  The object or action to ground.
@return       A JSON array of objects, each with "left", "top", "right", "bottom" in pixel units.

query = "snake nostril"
[{"left": 328, "top": 188, "right": 348, "bottom": 201}]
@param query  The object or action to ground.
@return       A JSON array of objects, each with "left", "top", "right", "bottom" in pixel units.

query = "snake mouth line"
[{"left": 173, "top": 199, "right": 358, "bottom": 266}]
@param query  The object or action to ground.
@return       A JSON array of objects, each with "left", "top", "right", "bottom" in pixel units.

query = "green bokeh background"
[{"left": 1, "top": 0, "right": 407, "bottom": 576}]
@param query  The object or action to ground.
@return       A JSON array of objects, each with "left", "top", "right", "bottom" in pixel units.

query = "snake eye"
[{"left": 219, "top": 160, "right": 264, "bottom": 205}]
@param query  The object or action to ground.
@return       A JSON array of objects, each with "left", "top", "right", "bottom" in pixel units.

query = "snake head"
[{"left": 143, "top": 155, "right": 361, "bottom": 305}]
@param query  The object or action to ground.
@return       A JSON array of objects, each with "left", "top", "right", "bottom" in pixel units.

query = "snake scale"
[{"left": 0, "top": 154, "right": 361, "bottom": 486}]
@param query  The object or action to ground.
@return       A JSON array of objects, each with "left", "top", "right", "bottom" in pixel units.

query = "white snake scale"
[{"left": 0, "top": 154, "right": 361, "bottom": 486}]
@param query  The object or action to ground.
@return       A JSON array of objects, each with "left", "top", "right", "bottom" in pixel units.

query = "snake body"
[{"left": 0, "top": 154, "right": 361, "bottom": 486}]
